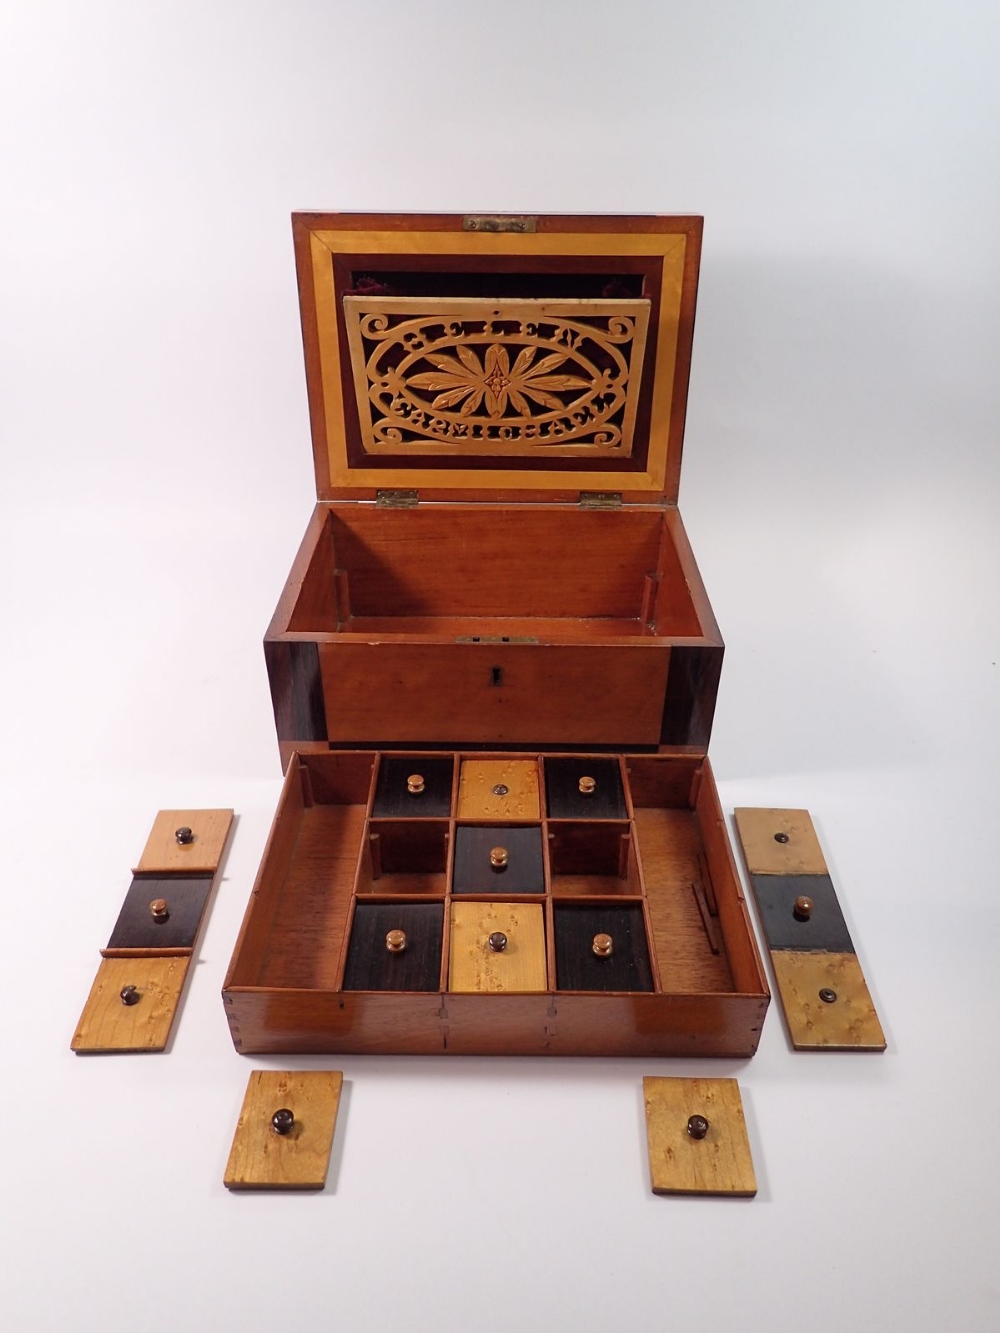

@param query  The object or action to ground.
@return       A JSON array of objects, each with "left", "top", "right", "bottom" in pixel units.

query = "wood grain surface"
[
  {"left": 72, "top": 956, "right": 190, "bottom": 1053},
  {"left": 770, "top": 952, "right": 886, "bottom": 1050},
  {"left": 733, "top": 807, "right": 829, "bottom": 877},
  {"left": 448, "top": 902, "right": 547, "bottom": 993},
  {"left": 457, "top": 758, "right": 540, "bottom": 819},
  {"left": 643, "top": 1076, "right": 756, "bottom": 1196},
  {"left": 134, "top": 809, "right": 234, "bottom": 874},
  {"left": 224, "top": 1070, "right": 343, "bottom": 1190}
]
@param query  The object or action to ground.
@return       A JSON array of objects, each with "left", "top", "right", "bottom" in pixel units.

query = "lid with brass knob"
[
  {"left": 385, "top": 929, "right": 408, "bottom": 953},
  {"left": 406, "top": 774, "right": 425, "bottom": 795},
  {"left": 592, "top": 932, "right": 614, "bottom": 957},
  {"left": 489, "top": 846, "right": 509, "bottom": 871}
]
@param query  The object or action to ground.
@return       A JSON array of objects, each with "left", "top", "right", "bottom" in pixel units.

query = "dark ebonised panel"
[
  {"left": 343, "top": 903, "right": 444, "bottom": 991},
  {"left": 659, "top": 644, "right": 723, "bottom": 748},
  {"left": 453, "top": 826, "right": 545, "bottom": 894},
  {"left": 544, "top": 757, "right": 626, "bottom": 820},
  {"left": 751, "top": 874, "right": 855, "bottom": 953},
  {"left": 373, "top": 756, "right": 454, "bottom": 818},
  {"left": 106, "top": 875, "right": 214, "bottom": 950},
  {"left": 264, "top": 641, "right": 326, "bottom": 742},
  {"left": 554, "top": 903, "right": 653, "bottom": 992}
]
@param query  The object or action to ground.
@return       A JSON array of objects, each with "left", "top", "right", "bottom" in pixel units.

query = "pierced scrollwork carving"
[{"left": 343, "top": 298, "right": 650, "bottom": 458}]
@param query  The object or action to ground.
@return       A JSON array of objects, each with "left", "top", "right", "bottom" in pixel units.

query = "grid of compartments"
[{"left": 227, "top": 751, "right": 766, "bottom": 1017}]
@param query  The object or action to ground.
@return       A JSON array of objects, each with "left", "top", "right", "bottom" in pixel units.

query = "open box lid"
[{"left": 293, "top": 212, "right": 702, "bottom": 504}]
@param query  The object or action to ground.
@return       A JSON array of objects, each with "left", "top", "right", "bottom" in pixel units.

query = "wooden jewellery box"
[{"left": 223, "top": 212, "right": 769, "bottom": 1056}]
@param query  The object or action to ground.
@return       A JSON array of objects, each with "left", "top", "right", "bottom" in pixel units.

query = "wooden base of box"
[{"left": 223, "top": 750, "right": 769, "bottom": 1057}]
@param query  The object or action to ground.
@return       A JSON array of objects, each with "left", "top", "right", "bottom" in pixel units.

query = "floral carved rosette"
[{"left": 343, "top": 298, "right": 650, "bottom": 458}]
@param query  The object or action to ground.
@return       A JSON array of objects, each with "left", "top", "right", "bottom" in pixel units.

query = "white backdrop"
[{"left": 2, "top": 3, "right": 999, "bottom": 1329}]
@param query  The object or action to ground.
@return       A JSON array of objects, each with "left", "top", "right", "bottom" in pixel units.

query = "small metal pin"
[
  {"left": 406, "top": 774, "right": 425, "bottom": 795},
  {"left": 687, "top": 1114, "right": 710, "bottom": 1140},
  {"left": 487, "top": 932, "right": 508, "bottom": 953},
  {"left": 175, "top": 826, "right": 194, "bottom": 845},
  {"left": 793, "top": 895, "right": 814, "bottom": 921},
  {"left": 490, "top": 846, "right": 509, "bottom": 871},
  {"left": 271, "top": 1108, "right": 295, "bottom": 1136},
  {"left": 386, "top": 929, "right": 407, "bottom": 953},
  {"left": 120, "top": 985, "right": 140, "bottom": 1006},
  {"left": 492, "top": 784, "right": 509, "bottom": 797},
  {"left": 578, "top": 776, "right": 597, "bottom": 796},
  {"left": 819, "top": 987, "right": 838, "bottom": 1004},
  {"left": 149, "top": 898, "right": 170, "bottom": 922},
  {"left": 592, "top": 933, "right": 613, "bottom": 957}
]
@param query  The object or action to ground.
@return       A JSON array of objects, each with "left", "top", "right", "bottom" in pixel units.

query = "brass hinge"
[
  {"left": 578, "top": 491, "right": 623, "bottom": 509},
  {"left": 454, "top": 635, "right": 539, "bottom": 644},
  {"left": 463, "top": 214, "right": 538, "bottom": 234},
  {"left": 376, "top": 489, "right": 419, "bottom": 508}
]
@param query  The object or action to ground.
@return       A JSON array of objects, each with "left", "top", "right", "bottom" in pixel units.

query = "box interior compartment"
[
  {"left": 285, "top": 505, "right": 707, "bottom": 642},
  {"left": 226, "top": 751, "right": 766, "bottom": 1018}
]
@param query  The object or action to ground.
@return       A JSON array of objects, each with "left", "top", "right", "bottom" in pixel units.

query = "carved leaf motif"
[
  {"left": 528, "top": 352, "right": 570, "bottom": 377},
  {"left": 484, "top": 344, "right": 510, "bottom": 376},
  {"left": 424, "top": 353, "right": 470, "bottom": 376},
  {"left": 457, "top": 344, "right": 483, "bottom": 374},
  {"left": 459, "top": 388, "right": 484, "bottom": 416},
  {"left": 520, "top": 387, "right": 566, "bottom": 411},
  {"left": 527, "top": 374, "right": 590, "bottom": 391},
  {"left": 431, "top": 386, "right": 477, "bottom": 409},
  {"left": 409, "top": 372, "right": 472, "bottom": 391},
  {"left": 511, "top": 346, "right": 537, "bottom": 378}
]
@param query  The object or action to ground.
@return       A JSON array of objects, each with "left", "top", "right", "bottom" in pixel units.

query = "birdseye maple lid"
[{"left": 292, "top": 211, "right": 702, "bottom": 504}]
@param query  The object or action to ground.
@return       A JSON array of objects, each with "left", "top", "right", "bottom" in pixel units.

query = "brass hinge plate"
[
  {"left": 376, "top": 489, "right": 419, "bottom": 507},
  {"left": 463, "top": 215, "right": 538, "bottom": 234},
  {"left": 578, "top": 491, "right": 623, "bottom": 509}
]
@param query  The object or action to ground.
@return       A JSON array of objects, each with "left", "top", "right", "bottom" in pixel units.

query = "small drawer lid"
[{"left": 293, "top": 212, "right": 701, "bottom": 504}]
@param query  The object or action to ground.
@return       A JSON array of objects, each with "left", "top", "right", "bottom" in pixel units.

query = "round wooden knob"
[
  {"left": 175, "top": 826, "right": 194, "bottom": 845},
  {"left": 578, "top": 776, "right": 597, "bottom": 796},
  {"left": 385, "top": 929, "right": 407, "bottom": 953},
  {"left": 149, "top": 898, "right": 169, "bottom": 922},
  {"left": 819, "top": 987, "right": 838, "bottom": 1004},
  {"left": 119, "top": 984, "right": 140, "bottom": 1006},
  {"left": 490, "top": 846, "right": 508, "bottom": 871},
  {"left": 406, "top": 774, "right": 425, "bottom": 795},
  {"left": 271, "top": 1108, "right": 295, "bottom": 1136},
  {"left": 793, "top": 895, "right": 814, "bottom": 921},
  {"left": 687, "top": 1114, "right": 710, "bottom": 1140},
  {"left": 487, "top": 931, "right": 508, "bottom": 953},
  {"left": 592, "top": 933, "right": 613, "bottom": 957},
  {"left": 492, "top": 783, "right": 509, "bottom": 797}
]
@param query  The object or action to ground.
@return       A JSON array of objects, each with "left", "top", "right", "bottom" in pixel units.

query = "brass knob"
[
  {"left": 385, "top": 929, "right": 407, "bottom": 953},
  {"left": 592, "top": 933, "right": 613, "bottom": 957},
  {"left": 793, "top": 895, "right": 814, "bottom": 921},
  {"left": 578, "top": 776, "right": 596, "bottom": 796},
  {"left": 149, "top": 898, "right": 169, "bottom": 922},
  {"left": 271, "top": 1108, "right": 295, "bottom": 1136},
  {"left": 175, "top": 826, "right": 194, "bottom": 845},
  {"left": 687, "top": 1114, "right": 710, "bottom": 1140},
  {"left": 407, "top": 774, "right": 425, "bottom": 795},
  {"left": 490, "top": 846, "right": 508, "bottom": 871},
  {"left": 487, "top": 931, "right": 508, "bottom": 953},
  {"left": 119, "top": 985, "right": 140, "bottom": 1006}
]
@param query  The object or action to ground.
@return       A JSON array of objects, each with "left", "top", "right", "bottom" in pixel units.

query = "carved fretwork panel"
[{"left": 343, "top": 298, "right": 650, "bottom": 458}]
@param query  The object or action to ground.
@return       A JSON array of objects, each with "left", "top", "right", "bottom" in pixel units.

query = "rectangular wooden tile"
[
  {"left": 643, "top": 1076, "right": 756, "bottom": 1197},
  {"left": 458, "top": 759, "right": 540, "bottom": 820},
  {"left": 448, "top": 902, "right": 547, "bottom": 993},
  {"left": 135, "top": 808, "right": 234, "bottom": 875},
  {"left": 734, "top": 805, "right": 885, "bottom": 1052},
  {"left": 373, "top": 756, "right": 453, "bottom": 817},
  {"left": 72, "top": 955, "right": 191, "bottom": 1052},
  {"left": 343, "top": 902, "right": 444, "bottom": 991},
  {"left": 733, "top": 807, "right": 828, "bottom": 876},
  {"left": 770, "top": 952, "right": 886, "bottom": 1050},
  {"left": 224, "top": 1070, "right": 343, "bottom": 1191},
  {"left": 104, "top": 874, "right": 214, "bottom": 952}
]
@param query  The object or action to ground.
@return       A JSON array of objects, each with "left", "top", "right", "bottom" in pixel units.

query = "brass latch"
[
  {"left": 376, "top": 489, "right": 419, "bottom": 507},
  {"left": 463, "top": 215, "right": 538, "bottom": 233}
]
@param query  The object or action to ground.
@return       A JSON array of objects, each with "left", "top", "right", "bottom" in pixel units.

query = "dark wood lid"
[{"left": 293, "top": 212, "right": 702, "bottom": 503}]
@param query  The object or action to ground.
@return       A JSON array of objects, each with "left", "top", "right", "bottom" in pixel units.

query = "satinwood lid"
[{"left": 293, "top": 212, "right": 702, "bottom": 504}]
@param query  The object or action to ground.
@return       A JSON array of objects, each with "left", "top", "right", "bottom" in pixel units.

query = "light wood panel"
[
  {"left": 643, "top": 1076, "right": 756, "bottom": 1197},
  {"left": 458, "top": 759, "right": 540, "bottom": 819},
  {"left": 224, "top": 1070, "right": 343, "bottom": 1191},
  {"left": 733, "top": 807, "right": 828, "bottom": 877},
  {"left": 770, "top": 952, "right": 886, "bottom": 1050},
  {"left": 134, "top": 809, "right": 233, "bottom": 874},
  {"left": 72, "top": 956, "right": 190, "bottom": 1053},
  {"left": 448, "top": 902, "right": 547, "bottom": 993}
]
